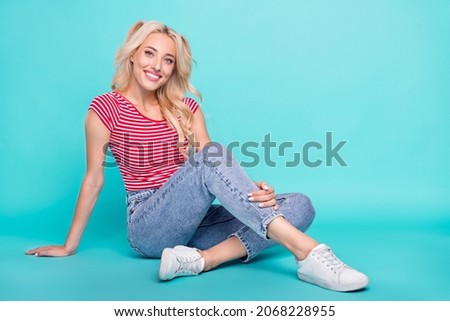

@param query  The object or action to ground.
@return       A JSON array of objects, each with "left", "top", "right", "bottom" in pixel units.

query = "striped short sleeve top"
[{"left": 88, "top": 91, "right": 199, "bottom": 191}]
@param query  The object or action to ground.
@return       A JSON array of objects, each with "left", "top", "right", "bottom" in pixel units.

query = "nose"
[{"left": 152, "top": 61, "right": 161, "bottom": 73}]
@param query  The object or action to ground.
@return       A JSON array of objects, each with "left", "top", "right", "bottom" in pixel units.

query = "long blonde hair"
[{"left": 112, "top": 20, "right": 201, "bottom": 145}]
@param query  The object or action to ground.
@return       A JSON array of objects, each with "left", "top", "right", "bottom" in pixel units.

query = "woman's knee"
[
  {"left": 282, "top": 193, "right": 316, "bottom": 232},
  {"left": 127, "top": 229, "right": 171, "bottom": 258},
  {"left": 128, "top": 238, "right": 163, "bottom": 258}
]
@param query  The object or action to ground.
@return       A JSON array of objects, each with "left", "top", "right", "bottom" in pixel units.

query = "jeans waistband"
[{"left": 126, "top": 188, "right": 159, "bottom": 204}]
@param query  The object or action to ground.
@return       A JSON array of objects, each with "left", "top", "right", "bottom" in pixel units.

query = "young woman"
[{"left": 26, "top": 20, "right": 369, "bottom": 292}]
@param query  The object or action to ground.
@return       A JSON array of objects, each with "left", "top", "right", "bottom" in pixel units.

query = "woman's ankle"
[
  {"left": 293, "top": 241, "right": 319, "bottom": 261},
  {"left": 198, "top": 250, "right": 215, "bottom": 272}
]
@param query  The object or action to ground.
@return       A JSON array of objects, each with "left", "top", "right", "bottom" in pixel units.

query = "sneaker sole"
[
  {"left": 159, "top": 248, "right": 175, "bottom": 281},
  {"left": 298, "top": 273, "right": 369, "bottom": 292}
]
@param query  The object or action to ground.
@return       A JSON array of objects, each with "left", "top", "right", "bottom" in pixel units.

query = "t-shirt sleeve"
[
  {"left": 88, "top": 93, "right": 120, "bottom": 132},
  {"left": 183, "top": 97, "right": 200, "bottom": 114}
]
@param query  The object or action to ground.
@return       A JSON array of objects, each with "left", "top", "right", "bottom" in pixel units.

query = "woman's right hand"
[{"left": 25, "top": 245, "right": 75, "bottom": 257}]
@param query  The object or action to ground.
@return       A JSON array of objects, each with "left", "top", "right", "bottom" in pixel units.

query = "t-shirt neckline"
[{"left": 113, "top": 91, "right": 167, "bottom": 123}]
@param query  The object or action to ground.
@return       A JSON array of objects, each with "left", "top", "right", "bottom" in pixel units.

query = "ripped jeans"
[{"left": 126, "top": 143, "right": 316, "bottom": 262}]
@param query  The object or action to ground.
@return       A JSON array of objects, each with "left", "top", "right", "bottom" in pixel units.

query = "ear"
[{"left": 130, "top": 53, "right": 134, "bottom": 63}]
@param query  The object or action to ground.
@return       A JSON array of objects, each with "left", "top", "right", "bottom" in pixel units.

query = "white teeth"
[{"left": 145, "top": 72, "right": 160, "bottom": 80}]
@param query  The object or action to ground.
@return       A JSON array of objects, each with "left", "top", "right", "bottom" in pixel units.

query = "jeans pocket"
[{"left": 126, "top": 189, "right": 157, "bottom": 224}]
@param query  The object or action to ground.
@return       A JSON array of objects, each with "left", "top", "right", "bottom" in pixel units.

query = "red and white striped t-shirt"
[{"left": 88, "top": 91, "right": 199, "bottom": 191}]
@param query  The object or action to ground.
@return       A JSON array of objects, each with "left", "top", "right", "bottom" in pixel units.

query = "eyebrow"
[{"left": 145, "top": 46, "right": 175, "bottom": 59}]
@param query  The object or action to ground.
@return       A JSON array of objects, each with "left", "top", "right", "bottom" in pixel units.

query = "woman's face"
[{"left": 130, "top": 32, "right": 176, "bottom": 92}]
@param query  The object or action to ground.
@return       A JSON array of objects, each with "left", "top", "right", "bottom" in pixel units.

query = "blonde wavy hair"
[{"left": 112, "top": 20, "right": 201, "bottom": 146}]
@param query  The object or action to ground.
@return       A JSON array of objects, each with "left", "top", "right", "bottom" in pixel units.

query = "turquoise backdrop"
[{"left": 0, "top": 0, "right": 449, "bottom": 301}]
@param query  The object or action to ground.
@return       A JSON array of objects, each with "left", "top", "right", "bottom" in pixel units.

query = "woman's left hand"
[{"left": 248, "top": 181, "right": 279, "bottom": 210}]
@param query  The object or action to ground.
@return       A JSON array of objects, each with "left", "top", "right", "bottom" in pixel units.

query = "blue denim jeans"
[{"left": 126, "top": 143, "right": 315, "bottom": 262}]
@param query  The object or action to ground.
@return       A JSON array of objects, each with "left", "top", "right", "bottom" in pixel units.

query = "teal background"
[{"left": 0, "top": 0, "right": 449, "bottom": 300}]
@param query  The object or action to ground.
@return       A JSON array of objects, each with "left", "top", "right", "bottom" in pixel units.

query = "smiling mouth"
[{"left": 145, "top": 71, "right": 161, "bottom": 81}]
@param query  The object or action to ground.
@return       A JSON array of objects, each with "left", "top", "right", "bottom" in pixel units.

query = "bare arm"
[
  {"left": 26, "top": 110, "right": 110, "bottom": 256},
  {"left": 191, "top": 107, "right": 211, "bottom": 152}
]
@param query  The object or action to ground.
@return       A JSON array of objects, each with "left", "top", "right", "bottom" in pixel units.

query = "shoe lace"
[
  {"left": 175, "top": 254, "right": 202, "bottom": 274},
  {"left": 314, "top": 247, "right": 347, "bottom": 273}
]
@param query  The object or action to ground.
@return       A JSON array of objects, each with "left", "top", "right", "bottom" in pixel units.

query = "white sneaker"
[
  {"left": 297, "top": 244, "right": 369, "bottom": 292},
  {"left": 159, "top": 245, "right": 205, "bottom": 281}
]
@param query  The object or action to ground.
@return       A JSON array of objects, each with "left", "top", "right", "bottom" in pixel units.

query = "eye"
[
  {"left": 144, "top": 50, "right": 154, "bottom": 57},
  {"left": 164, "top": 58, "right": 174, "bottom": 65}
]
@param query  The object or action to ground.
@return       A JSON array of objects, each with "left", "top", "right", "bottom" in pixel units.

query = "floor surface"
[{"left": 1, "top": 213, "right": 449, "bottom": 301}]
